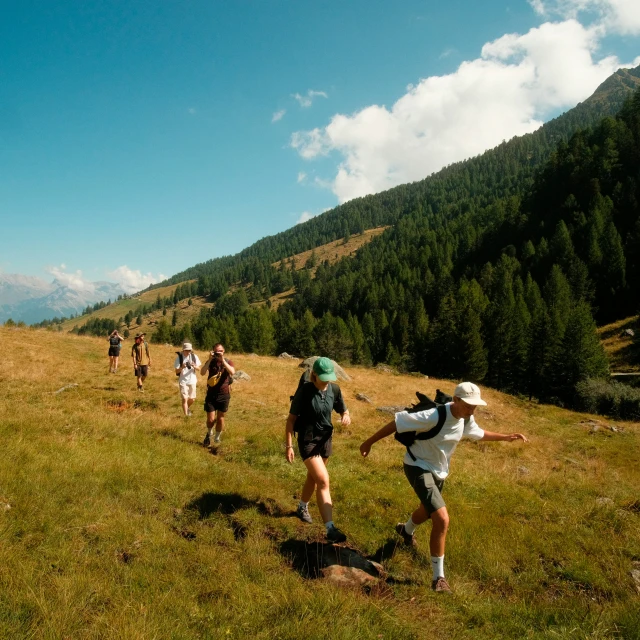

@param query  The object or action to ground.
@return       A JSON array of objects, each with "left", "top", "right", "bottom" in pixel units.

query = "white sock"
[
  {"left": 207, "top": 427, "right": 213, "bottom": 436},
  {"left": 431, "top": 555, "right": 445, "bottom": 580},
  {"left": 298, "top": 500, "right": 308, "bottom": 509},
  {"left": 325, "top": 521, "right": 335, "bottom": 531},
  {"left": 404, "top": 517, "right": 417, "bottom": 535}
]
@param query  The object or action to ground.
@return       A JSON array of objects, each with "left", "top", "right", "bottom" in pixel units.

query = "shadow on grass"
[
  {"left": 368, "top": 538, "right": 401, "bottom": 564},
  {"left": 158, "top": 429, "right": 208, "bottom": 448},
  {"left": 278, "top": 538, "right": 410, "bottom": 586},
  {"left": 185, "top": 492, "right": 290, "bottom": 519}
]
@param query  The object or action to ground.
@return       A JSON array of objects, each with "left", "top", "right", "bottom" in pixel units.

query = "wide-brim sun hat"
[
  {"left": 313, "top": 357, "right": 337, "bottom": 382},
  {"left": 182, "top": 342, "right": 192, "bottom": 351},
  {"left": 454, "top": 381, "right": 487, "bottom": 406}
]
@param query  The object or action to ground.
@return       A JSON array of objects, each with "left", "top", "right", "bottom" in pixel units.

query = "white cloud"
[
  {"left": 45, "top": 265, "right": 95, "bottom": 292},
  {"left": 530, "top": 0, "right": 640, "bottom": 35},
  {"left": 106, "top": 266, "right": 166, "bottom": 294},
  {"left": 292, "top": 90, "right": 329, "bottom": 108},
  {"left": 187, "top": 107, "right": 197, "bottom": 115},
  {"left": 297, "top": 171, "right": 307, "bottom": 183},
  {"left": 296, "top": 207, "right": 331, "bottom": 224},
  {"left": 297, "top": 211, "right": 316, "bottom": 224},
  {"left": 272, "top": 109, "right": 286, "bottom": 122},
  {"left": 291, "top": 17, "right": 637, "bottom": 203},
  {"left": 529, "top": 0, "right": 547, "bottom": 15},
  {"left": 439, "top": 48, "right": 457, "bottom": 59}
]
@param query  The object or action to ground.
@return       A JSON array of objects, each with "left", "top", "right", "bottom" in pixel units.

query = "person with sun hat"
[{"left": 360, "top": 382, "right": 528, "bottom": 592}]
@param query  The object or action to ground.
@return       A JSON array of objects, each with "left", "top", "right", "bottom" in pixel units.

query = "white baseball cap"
[
  {"left": 182, "top": 342, "right": 193, "bottom": 351},
  {"left": 454, "top": 382, "right": 487, "bottom": 406}
]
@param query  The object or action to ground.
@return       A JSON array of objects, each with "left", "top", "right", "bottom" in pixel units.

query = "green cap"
[{"left": 313, "top": 357, "right": 337, "bottom": 382}]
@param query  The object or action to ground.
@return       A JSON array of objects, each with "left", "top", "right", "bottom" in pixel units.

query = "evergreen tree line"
[
  {"left": 156, "top": 90, "right": 640, "bottom": 408},
  {"left": 73, "top": 317, "right": 118, "bottom": 337}
]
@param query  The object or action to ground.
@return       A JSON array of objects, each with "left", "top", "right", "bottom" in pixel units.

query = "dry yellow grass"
[
  {"left": 272, "top": 227, "right": 389, "bottom": 273},
  {"left": 598, "top": 315, "right": 639, "bottom": 372},
  {"left": 1, "top": 326, "right": 639, "bottom": 639}
]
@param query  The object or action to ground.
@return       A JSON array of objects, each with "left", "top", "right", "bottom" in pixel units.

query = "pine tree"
[
  {"left": 294, "top": 309, "right": 316, "bottom": 356},
  {"left": 456, "top": 279, "right": 488, "bottom": 381},
  {"left": 553, "top": 301, "right": 609, "bottom": 401},
  {"left": 485, "top": 256, "right": 516, "bottom": 389}
]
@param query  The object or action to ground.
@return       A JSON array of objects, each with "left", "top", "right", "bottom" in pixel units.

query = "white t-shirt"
[
  {"left": 395, "top": 403, "right": 484, "bottom": 480},
  {"left": 174, "top": 352, "right": 201, "bottom": 385}
]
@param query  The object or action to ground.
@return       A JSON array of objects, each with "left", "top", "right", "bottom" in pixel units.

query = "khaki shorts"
[
  {"left": 179, "top": 381, "right": 197, "bottom": 400},
  {"left": 404, "top": 463, "right": 446, "bottom": 515}
]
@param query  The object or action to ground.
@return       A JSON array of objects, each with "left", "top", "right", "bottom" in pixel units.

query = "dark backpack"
[{"left": 394, "top": 390, "right": 454, "bottom": 461}]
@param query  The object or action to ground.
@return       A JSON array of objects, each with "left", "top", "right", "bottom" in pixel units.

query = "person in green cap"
[{"left": 285, "top": 357, "right": 351, "bottom": 543}]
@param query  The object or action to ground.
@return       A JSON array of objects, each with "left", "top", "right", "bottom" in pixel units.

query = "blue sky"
[{"left": 1, "top": 0, "right": 639, "bottom": 291}]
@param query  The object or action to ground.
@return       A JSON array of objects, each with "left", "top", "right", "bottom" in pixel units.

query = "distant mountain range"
[{"left": 0, "top": 274, "right": 126, "bottom": 324}]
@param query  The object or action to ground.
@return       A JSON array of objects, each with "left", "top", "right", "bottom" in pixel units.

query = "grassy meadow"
[{"left": 1, "top": 326, "right": 639, "bottom": 639}]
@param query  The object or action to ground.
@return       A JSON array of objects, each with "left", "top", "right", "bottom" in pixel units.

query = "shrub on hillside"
[{"left": 575, "top": 378, "right": 640, "bottom": 420}]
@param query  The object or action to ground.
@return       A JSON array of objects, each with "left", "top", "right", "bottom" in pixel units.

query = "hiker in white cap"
[
  {"left": 360, "top": 382, "right": 528, "bottom": 593},
  {"left": 174, "top": 342, "right": 201, "bottom": 417}
]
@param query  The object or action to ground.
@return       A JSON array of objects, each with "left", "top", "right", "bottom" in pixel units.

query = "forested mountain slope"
[
  {"left": 143, "top": 85, "right": 640, "bottom": 413},
  {"left": 153, "top": 66, "right": 640, "bottom": 302}
]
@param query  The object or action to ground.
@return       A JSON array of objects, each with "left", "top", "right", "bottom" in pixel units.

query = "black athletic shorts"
[
  {"left": 204, "top": 393, "right": 230, "bottom": 413},
  {"left": 108, "top": 346, "right": 120, "bottom": 357},
  {"left": 134, "top": 365, "right": 149, "bottom": 377},
  {"left": 298, "top": 428, "right": 333, "bottom": 461}
]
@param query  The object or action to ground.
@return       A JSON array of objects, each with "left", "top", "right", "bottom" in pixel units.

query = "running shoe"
[
  {"left": 432, "top": 577, "right": 452, "bottom": 593},
  {"left": 326, "top": 525, "right": 347, "bottom": 543},
  {"left": 395, "top": 522, "right": 417, "bottom": 548},
  {"left": 296, "top": 503, "right": 313, "bottom": 524}
]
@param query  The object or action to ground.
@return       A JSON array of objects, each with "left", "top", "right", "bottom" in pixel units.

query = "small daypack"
[{"left": 394, "top": 390, "right": 454, "bottom": 462}]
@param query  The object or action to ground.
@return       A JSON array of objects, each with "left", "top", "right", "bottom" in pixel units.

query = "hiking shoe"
[
  {"left": 213, "top": 432, "right": 222, "bottom": 444},
  {"left": 432, "top": 577, "right": 452, "bottom": 593},
  {"left": 187, "top": 410, "right": 193, "bottom": 417},
  {"left": 395, "top": 522, "right": 417, "bottom": 548},
  {"left": 326, "top": 525, "right": 347, "bottom": 544},
  {"left": 203, "top": 433, "right": 211, "bottom": 447},
  {"left": 296, "top": 503, "right": 313, "bottom": 524}
]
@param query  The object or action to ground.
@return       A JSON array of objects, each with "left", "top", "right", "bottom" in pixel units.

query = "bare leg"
[
  {"left": 429, "top": 507, "right": 449, "bottom": 557},
  {"left": 303, "top": 456, "right": 332, "bottom": 524},
  {"left": 206, "top": 411, "right": 216, "bottom": 433},
  {"left": 215, "top": 411, "right": 226, "bottom": 434},
  {"left": 113, "top": 356, "right": 119, "bottom": 372}
]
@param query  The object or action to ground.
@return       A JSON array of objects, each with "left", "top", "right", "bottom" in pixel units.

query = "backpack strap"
[
  {"left": 406, "top": 405, "right": 447, "bottom": 461},
  {"left": 415, "top": 405, "right": 447, "bottom": 441}
]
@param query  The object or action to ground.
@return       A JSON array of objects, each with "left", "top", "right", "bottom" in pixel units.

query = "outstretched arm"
[
  {"left": 481, "top": 431, "right": 528, "bottom": 442},
  {"left": 360, "top": 420, "right": 396, "bottom": 458}
]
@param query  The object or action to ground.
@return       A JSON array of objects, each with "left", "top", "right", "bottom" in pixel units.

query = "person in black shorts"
[
  {"left": 200, "top": 343, "right": 235, "bottom": 446},
  {"left": 285, "top": 357, "right": 351, "bottom": 543},
  {"left": 107, "top": 330, "right": 125, "bottom": 373}
]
